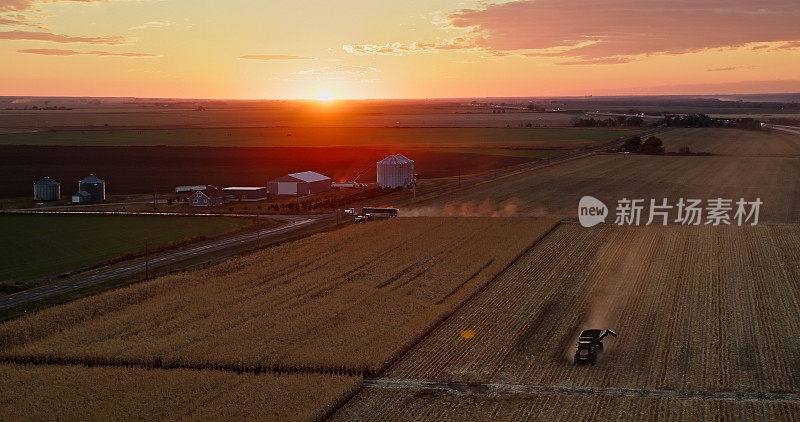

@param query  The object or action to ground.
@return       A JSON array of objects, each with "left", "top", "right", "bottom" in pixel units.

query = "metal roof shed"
[{"left": 268, "top": 171, "right": 331, "bottom": 195}]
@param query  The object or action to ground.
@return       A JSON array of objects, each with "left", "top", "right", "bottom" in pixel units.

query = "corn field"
[
  {"left": 0, "top": 217, "right": 557, "bottom": 376},
  {"left": 0, "top": 363, "right": 361, "bottom": 421}
]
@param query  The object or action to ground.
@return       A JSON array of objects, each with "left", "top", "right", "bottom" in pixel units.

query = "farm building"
[
  {"left": 33, "top": 177, "right": 60, "bottom": 201},
  {"left": 189, "top": 189, "right": 229, "bottom": 207},
  {"left": 377, "top": 154, "right": 415, "bottom": 188},
  {"left": 175, "top": 185, "right": 210, "bottom": 194},
  {"left": 222, "top": 187, "right": 269, "bottom": 202},
  {"left": 268, "top": 171, "right": 331, "bottom": 195},
  {"left": 78, "top": 174, "right": 106, "bottom": 201},
  {"left": 71, "top": 191, "right": 91, "bottom": 203}
]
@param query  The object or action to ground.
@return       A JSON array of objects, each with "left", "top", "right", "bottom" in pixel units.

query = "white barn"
[
  {"left": 377, "top": 154, "right": 414, "bottom": 188},
  {"left": 268, "top": 171, "right": 331, "bottom": 195}
]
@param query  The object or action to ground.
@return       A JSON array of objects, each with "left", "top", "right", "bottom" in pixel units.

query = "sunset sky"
[{"left": 1, "top": 0, "right": 799, "bottom": 99}]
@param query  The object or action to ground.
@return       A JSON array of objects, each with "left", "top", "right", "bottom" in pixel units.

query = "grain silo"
[
  {"left": 377, "top": 154, "right": 414, "bottom": 188},
  {"left": 33, "top": 177, "right": 60, "bottom": 201},
  {"left": 79, "top": 174, "right": 106, "bottom": 201}
]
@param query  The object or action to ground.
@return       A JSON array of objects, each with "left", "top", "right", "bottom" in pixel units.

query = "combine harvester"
[{"left": 574, "top": 329, "right": 617, "bottom": 365}]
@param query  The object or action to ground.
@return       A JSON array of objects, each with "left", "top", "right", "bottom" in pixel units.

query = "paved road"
[
  {"left": 0, "top": 216, "right": 326, "bottom": 310},
  {"left": 770, "top": 124, "right": 800, "bottom": 136}
]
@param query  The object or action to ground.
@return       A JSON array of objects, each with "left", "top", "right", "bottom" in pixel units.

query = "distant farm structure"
[
  {"left": 72, "top": 174, "right": 106, "bottom": 203},
  {"left": 222, "top": 187, "right": 269, "bottom": 202},
  {"left": 268, "top": 171, "right": 331, "bottom": 195},
  {"left": 33, "top": 177, "right": 60, "bottom": 201},
  {"left": 377, "top": 154, "right": 415, "bottom": 188}
]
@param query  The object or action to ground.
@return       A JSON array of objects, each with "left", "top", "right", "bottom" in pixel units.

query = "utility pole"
[
  {"left": 257, "top": 213, "right": 261, "bottom": 248},
  {"left": 144, "top": 239, "right": 149, "bottom": 280},
  {"left": 153, "top": 187, "right": 157, "bottom": 211}
]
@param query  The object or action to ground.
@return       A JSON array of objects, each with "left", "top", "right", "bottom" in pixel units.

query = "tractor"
[{"left": 574, "top": 329, "right": 617, "bottom": 365}]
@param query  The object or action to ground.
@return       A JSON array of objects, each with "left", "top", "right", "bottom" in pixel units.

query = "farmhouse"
[
  {"left": 33, "top": 177, "right": 60, "bottom": 201},
  {"left": 189, "top": 189, "right": 228, "bottom": 206},
  {"left": 268, "top": 171, "right": 331, "bottom": 195},
  {"left": 222, "top": 186, "right": 269, "bottom": 202},
  {"left": 377, "top": 154, "right": 415, "bottom": 188}
]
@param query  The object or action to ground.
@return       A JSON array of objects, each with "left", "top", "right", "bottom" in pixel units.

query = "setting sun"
[{"left": 316, "top": 90, "right": 334, "bottom": 102}]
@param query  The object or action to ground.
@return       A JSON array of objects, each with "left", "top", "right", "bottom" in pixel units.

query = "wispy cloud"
[
  {"left": 707, "top": 66, "right": 740, "bottom": 72},
  {"left": 556, "top": 57, "right": 634, "bottom": 66},
  {"left": 238, "top": 55, "right": 316, "bottom": 61},
  {"left": 0, "top": 0, "right": 149, "bottom": 12},
  {"left": 343, "top": 38, "right": 477, "bottom": 56},
  {"left": 18, "top": 48, "right": 157, "bottom": 57},
  {"left": 0, "top": 14, "right": 41, "bottom": 27},
  {"left": 130, "top": 21, "right": 173, "bottom": 30},
  {"left": 0, "top": 30, "right": 125, "bottom": 44}
]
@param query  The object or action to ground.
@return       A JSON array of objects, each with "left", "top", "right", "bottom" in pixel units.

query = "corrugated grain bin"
[
  {"left": 33, "top": 177, "right": 60, "bottom": 201},
  {"left": 79, "top": 174, "right": 106, "bottom": 201},
  {"left": 377, "top": 154, "right": 414, "bottom": 188}
]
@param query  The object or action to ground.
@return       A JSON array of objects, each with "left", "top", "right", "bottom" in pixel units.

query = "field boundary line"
[{"left": 363, "top": 377, "right": 800, "bottom": 404}]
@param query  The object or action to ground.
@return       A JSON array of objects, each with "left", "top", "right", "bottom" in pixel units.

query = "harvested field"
[
  {"left": 0, "top": 363, "right": 360, "bottom": 421},
  {"left": 0, "top": 217, "right": 558, "bottom": 375},
  {"left": 332, "top": 387, "right": 800, "bottom": 421},
  {"left": 406, "top": 153, "right": 800, "bottom": 223},
  {"left": 658, "top": 128, "right": 800, "bottom": 156},
  {"left": 385, "top": 224, "right": 800, "bottom": 394},
  {"left": 0, "top": 145, "right": 528, "bottom": 197}
]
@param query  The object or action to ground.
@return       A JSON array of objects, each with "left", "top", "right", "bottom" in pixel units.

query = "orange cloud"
[
  {"left": 18, "top": 48, "right": 157, "bottom": 57},
  {"left": 448, "top": 0, "right": 800, "bottom": 60},
  {"left": 0, "top": 30, "right": 125, "bottom": 44}
]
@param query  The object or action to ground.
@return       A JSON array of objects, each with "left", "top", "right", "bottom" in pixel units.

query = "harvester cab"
[{"left": 574, "top": 329, "right": 617, "bottom": 365}]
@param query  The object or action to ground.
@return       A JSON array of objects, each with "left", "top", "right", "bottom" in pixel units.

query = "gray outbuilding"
[{"left": 33, "top": 177, "right": 60, "bottom": 201}]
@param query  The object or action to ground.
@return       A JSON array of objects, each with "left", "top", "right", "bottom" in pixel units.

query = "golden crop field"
[
  {"left": 332, "top": 388, "right": 800, "bottom": 421},
  {"left": 0, "top": 363, "right": 360, "bottom": 421},
  {"left": 0, "top": 217, "right": 557, "bottom": 375},
  {"left": 385, "top": 223, "right": 800, "bottom": 394},
  {"left": 658, "top": 128, "right": 800, "bottom": 156},
  {"left": 407, "top": 151, "right": 800, "bottom": 223}
]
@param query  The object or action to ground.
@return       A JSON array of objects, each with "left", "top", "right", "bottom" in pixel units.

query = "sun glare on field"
[{"left": 315, "top": 90, "right": 334, "bottom": 102}]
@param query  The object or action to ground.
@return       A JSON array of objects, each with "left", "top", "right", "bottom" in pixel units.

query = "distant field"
[
  {"left": 0, "top": 103, "right": 581, "bottom": 129},
  {"left": 658, "top": 128, "right": 800, "bottom": 156},
  {"left": 0, "top": 214, "right": 254, "bottom": 282},
  {"left": 406, "top": 146, "right": 800, "bottom": 223},
  {"left": 386, "top": 224, "right": 800, "bottom": 394},
  {"left": 0, "top": 363, "right": 360, "bottom": 421},
  {"left": 0, "top": 145, "right": 529, "bottom": 197},
  {"left": 0, "top": 217, "right": 557, "bottom": 374},
  {"left": 0, "top": 127, "right": 636, "bottom": 149}
]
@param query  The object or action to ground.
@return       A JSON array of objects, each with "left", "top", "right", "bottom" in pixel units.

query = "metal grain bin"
[
  {"left": 377, "top": 154, "right": 415, "bottom": 188},
  {"left": 78, "top": 174, "right": 106, "bottom": 201},
  {"left": 33, "top": 177, "right": 60, "bottom": 201}
]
